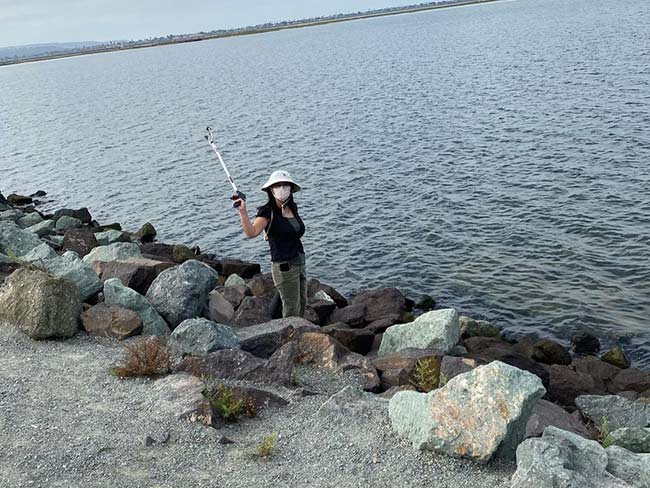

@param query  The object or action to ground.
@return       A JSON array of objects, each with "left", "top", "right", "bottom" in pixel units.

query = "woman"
[{"left": 232, "top": 170, "right": 306, "bottom": 317}]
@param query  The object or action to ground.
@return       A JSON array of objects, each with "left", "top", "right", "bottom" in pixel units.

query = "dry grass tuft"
[
  {"left": 206, "top": 384, "right": 257, "bottom": 422},
  {"left": 254, "top": 432, "right": 278, "bottom": 459},
  {"left": 109, "top": 336, "right": 170, "bottom": 378},
  {"left": 411, "top": 356, "right": 441, "bottom": 392}
]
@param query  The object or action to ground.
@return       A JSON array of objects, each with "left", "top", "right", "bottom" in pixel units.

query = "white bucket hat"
[{"left": 261, "top": 170, "right": 301, "bottom": 192}]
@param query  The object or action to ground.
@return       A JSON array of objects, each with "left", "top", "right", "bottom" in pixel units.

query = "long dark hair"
[{"left": 261, "top": 188, "right": 304, "bottom": 232}]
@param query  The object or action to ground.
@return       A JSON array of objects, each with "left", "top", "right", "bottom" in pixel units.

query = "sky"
[{"left": 0, "top": 0, "right": 421, "bottom": 47}]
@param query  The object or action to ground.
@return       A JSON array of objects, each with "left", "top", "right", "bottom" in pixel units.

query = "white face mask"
[{"left": 272, "top": 184, "right": 291, "bottom": 202}]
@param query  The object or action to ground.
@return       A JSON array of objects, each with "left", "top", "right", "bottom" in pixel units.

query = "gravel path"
[{"left": 0, "top": 326, "right": 515, "bottom": 488}]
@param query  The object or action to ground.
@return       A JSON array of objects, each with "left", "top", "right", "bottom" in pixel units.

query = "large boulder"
[
  {"left": 575, "top": 395, "right": 650, "bottom": 431},
  {"left": 526, "top": 399, "right": 593, "bottom": 439},
  {"left": 82, "top": 242, "right": 142, "bottom": 264},
  {"left": 572, "top": 356, "right": 622, "bottom": 393},
  {"left": 467, "top": 344, "right": 551, "bottom": 390},
  {"left": 61, "top": 227, "right": 98, "bottom": 257},
  {"left": 104, "top": 278, "right": 170, "bottom": 336},
  {"left": 0, "top": 268, "right": 81, "bottom": 339},
  {"left": 145, "top": 260, "right": 219, "bottom": 329},
  {"left": 439, "top": 355, "right": 480, "bottom": 385},
  {"left": 16, "top": 212, "right": 43, "bottom": 229},
  {"left": 459, "top": 316, "right": 500, "bottom": 339},
  {"left": 0, "top": 220, "right": 43, "bottom": 256},
  {"left": 372, "top": 348, "right": 443, "bottom": 390},
  {"left": 39, "top": 251, "right": 103, "bottom": 301},
  {"left": 54, "top": 215, "right": 82, "bottom": 232},
  {"left": 220, "top": 258, "right": 260, "bottom": 279},
  {"left": 297, "top": 332, "right": 380, "bottom": 392},
  {"left": 389, "top": 361, "right": 545, "bottom": 462},
  {"left": 246, "top": 273, "right": 275, "bottom": 298},
  {"left": 611, "top": 369, "right": 650, "bottom": 394},
  {"left": 26, "top": 219, "right": 55, "bottom": 238},
  {"left": 236, "top": 317, "right": 318, "bottom": 358},
  {"left": 608, "top": 428, "right": 650, "bottom": 453},
  {"left": 54, "top": 208, "right": 92, "bottom": 224},
  {"left": 321, "top": 323, "right": 374, "bottom": 355},
  {"left": 153, "top": 374, "right": 214, "bottom": 426},
  {"left": 169, "top": 318, "right": 239, "bottom": 357},
  {"left": 605, "top": 445, "right": 650, "bottom": 487},
  {"left": 602, "top": 347, "right": 631, "bottom": 370},
  {"left": 231, "top": 296, "right": 272, "bottom": 327},
  {"left": 546, "top": 364, "right": 604, "bottom": 409},
  {"left": 514, "top": 337, "right": 572, "bottom": 366},
  {"left": 512, "top": 426, "right": 649, "bottom": 487},
  {"left": 571, "top": 331, "right": 601, "bottom": 354},
  {"left": 208, "top": 289, "right": 236, "bottom": 324},
  {"left": 94, "top": 229, "right": 128, "bottom": 246},
  {"left": 81, "top": 303, "right": 142, "bottom": 339},
  {"left": 379, "top": 308, "right": 460, "bottom": 356},
  {"left": 307, "top": 278, "right": 347, "bottom": 309},
  {"left": 329, "top": 303, "right": 367, "bottom": 328},
  {"left": 92, "top": 258, "right": 173, "bottom": 295},
  {"left": 350, "top": 287, "right": 410, "bottom": 323},
  {"left": 175, "top": 343, "right": 296, "bottom": 386}
]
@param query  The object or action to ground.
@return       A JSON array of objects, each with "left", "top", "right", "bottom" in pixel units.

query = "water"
[{"left": 1, "top": 0, "right": 649, "bottom": 363}]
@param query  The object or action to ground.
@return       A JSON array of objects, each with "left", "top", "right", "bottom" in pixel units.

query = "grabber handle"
[{"left": 231, "top": 190, "right": 246, "bottom": 208}]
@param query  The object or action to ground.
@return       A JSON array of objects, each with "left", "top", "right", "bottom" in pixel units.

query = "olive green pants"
[{"left": 271, "top": 260, "right": 307, "bottom": 318}]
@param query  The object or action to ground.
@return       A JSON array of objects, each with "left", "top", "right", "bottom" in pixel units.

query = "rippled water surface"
[{"left": 2, "top": 0, "right": 649, "bottom": 362}]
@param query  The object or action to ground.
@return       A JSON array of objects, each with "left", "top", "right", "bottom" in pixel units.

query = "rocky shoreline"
[{"left": 1, "top": 189, "right": 650, "bottom": 487}]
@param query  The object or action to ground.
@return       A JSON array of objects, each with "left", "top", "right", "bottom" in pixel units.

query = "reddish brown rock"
[
  {"left": 216, "top": 285, "right": 250, "bottom": 309},
  {"left": 611, "top": 368, "right": 650, "bottom": 394},
  {"left": 372, "top": 348, "right": 443, "bottom": 390},
  {"left": 62, "top": 227, "right": 98, "bottom": 257},
  {"left": 247, "top": 273, "right": 275, "bottom": 298},
  {"left": 321, "top": 323, "right": 374, "bottom": 355},
  {"left": 330, "top": 303, "right": 368, "bottom": 328},
  {"left": 526, "top": 399, "right": 593, "bottom": 439},
  {"left": 363, "top": 314, "right": 403, "bottom": 335},
  {"left": 572, "top": 356, "right": 621, "bottom": 393},
  {"left": 545, "top": 364, "right": 604, "bottom": 409},
  {"left": 440, "top": 356, "right": 480, "bottom": 385},
  {"left": 92, "top": 258, "right": 173, "bottom": 295},
  {"left": 236, "top": 317, "right": 317, "bottom": 358},
  {"left": 349, "top": 287, "right": 410, "bottom": 323},
  {"left": 464, "top": 336, "right": 514, "bottom": 354},
  {"left": 81, "top": 303, "right": 142, "bottom": 339},
  {"left": 220, "top": 259, "right": 260, "bottom": 279},
  {"left": 232, "top": 296, "right": 272, "bottom": 327},
  {"left": 297, "top": 332, "right": 380, "bottom": 392},
  {"left": 176, "top": 342, "right": 296, "bottom": 386},
  {"left": 307, "top": 278, "right": 348, "bottom": 309},
  {"left": 305, "top": 299, "right": 336, "bottom": 326}
]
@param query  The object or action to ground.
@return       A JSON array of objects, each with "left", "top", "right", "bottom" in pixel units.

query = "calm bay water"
[{"left": 1, "top": 0, "right": 649, "bottom": 363}]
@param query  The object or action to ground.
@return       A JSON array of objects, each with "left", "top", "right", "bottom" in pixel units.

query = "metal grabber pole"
[{"left": 205, "top": 126, "right": 246, "bottom": 207}]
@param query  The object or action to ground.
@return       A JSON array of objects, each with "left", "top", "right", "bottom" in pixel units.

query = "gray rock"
[
  {"left": 82, "top": 242, "right": 142, "bottom": 264},
  {"left": 94, "top": 229, "right": 128, "bottom": 246},
  {"left": 440, "top": 355, "right": 480, "bottom": 385},
  {"left": 0, "top": 209, "right": 24, "bottom": 222},
  {"left": 0, "top": 220, "right": 44, "bottom": 256},
  {"left": 314, "top": 290, "right": 335, "bottom": 303},
  {"left": 608, "top": 428, "right": 650, "bottom": 453},
  {"left": 389, "top": 361, "right": 545, "bottom": 463},
  {"left": 379, "top": 308, "right": 460, "bottom": 356},
  {"left": 224, "top": 273, "right": 246, "bottom": 287},
  {"left": 208, "top": 289, "right": 235, "bottom": 324},
  {"left": 606, "top": 445, "right": 650, "bottom": 487},
  {"left": 231, "top": 296, "right": 272, "bottom": 327},
  {"left": 54, "top": 208, "right": 92, "bottom": 224},
  {"left": 40, "top": 251, "right": 103, "bottom": 301},
  {"left": 17, "top": 212, "right": 43, "bottom": 229},
  {"left": 153, "top": 374, "right": 214, "bottom": 426},
  {"left": 576, "top": 395, "right": 650, "bottom": 431},
  {"left": 526, "top": 399, "right": 593, "bottom": 439},
  {"left": 317, "top": 385, "right": 388, "bottom": 418},
  {"left": 145, "top": 260, "right": 219, "bottom": 329},
  {"left": 169, "top": 318, "right": 239, "bottom": 357},
  {"left": 0, "top": 268, "right": 81, "bottom": 339},
  {"left": 104, "top": 278, "right": 170, "bottom": 336},
  {"left": 20, "top": 242, "right": 59, "bottom": 263},
  {"left": 26, "top": 219, "right": 56, "bottom": 238},
  {"left": 459, "top": 315, "right": 500, "bottom": 339},
  {"left": 54, "top": 215, "right": 82, "bottom": 232},
  {"left": 236, "top": 317, "right": 318, "bottom": 358},
  {"left": 512, "top": 426, "right": 626, "bottom": 488}
]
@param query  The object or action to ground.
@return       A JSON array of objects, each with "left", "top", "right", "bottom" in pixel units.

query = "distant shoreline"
[{"left": 0, "top": 0, "right": 504, "bottom": 67}]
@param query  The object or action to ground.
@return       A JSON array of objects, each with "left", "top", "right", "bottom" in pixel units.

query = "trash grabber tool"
[{"left": 205, "top": 126, "right": 246, "bottom": 208}]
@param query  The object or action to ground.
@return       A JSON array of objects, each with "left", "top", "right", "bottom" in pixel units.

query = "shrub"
[
  {"left": 109, "top": 336, "right": 170, "bottom": 378},
  {"left": 599, "top": 416, "right": 613, "bottom": 448},
  {"left": 254, "top": 432, "right": 278, "bottom": 459},
  {"left": 411, "top": 357, "right": 441, "bottom": 392},
  {"left": 206, "top": 385, "right": 256, "bottom": 422}
]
